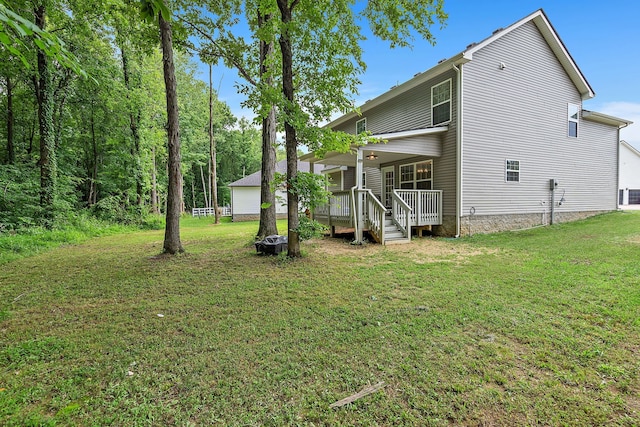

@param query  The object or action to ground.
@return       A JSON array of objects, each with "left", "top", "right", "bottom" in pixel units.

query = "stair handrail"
[
  {"left": 361, "top": 189, "right": 386, "bottom": 244},
  {"left": 391, "top": 190, "right": 412, "bottom": 239}
]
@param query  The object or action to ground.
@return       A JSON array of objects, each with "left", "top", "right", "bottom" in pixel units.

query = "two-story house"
[{"left": 302, "top": 9, "right": 632, "bottom": 244}]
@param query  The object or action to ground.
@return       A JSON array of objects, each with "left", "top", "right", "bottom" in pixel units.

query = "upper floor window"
[
  {"left": 432, "top": 79, "right": 452, "bottom": 126},
  {"left": 568, "top": 103, "right": 580, "bottom": 137},
  {"left": 356, "top": 117, "right": 367, "bottom": 134},
  {"left": 506, "top": 159, "right": 520, "bottom": 182},
  {"left": 400, "top": 161, "right": 433, "bottom": 189}
]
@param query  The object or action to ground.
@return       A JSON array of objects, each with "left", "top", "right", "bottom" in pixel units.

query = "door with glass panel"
[{"left": 381, "top": 166, "right": 395, "bottom": 208}]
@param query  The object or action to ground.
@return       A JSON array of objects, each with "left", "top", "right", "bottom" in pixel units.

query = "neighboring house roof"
[
  {"left": 228, "top": 160, "right": 318, "bottom": 187},
  {"left": 621, "top": 140, "right": 640, "bottom": 158},
  {"left": 328, "top": 8, "right": 594, "bottom": 130}
]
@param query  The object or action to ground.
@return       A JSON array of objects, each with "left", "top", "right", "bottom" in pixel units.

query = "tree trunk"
[
  {"left": 53, "top": 72, "right": 70, "bottom": 152},
  {"left": 256, "top": 10, "right": 278, "bottom": 239},
  {"left": 159, "top": 8, "right": 184, "bottom": 254},
  {"left": 209, "top": 64, "right": 220, "bottom": 224},
  {"left": 199, "top": 163, "right": 208, "bottom": 208},
  {"left": 35, "top": 5, "right": 56, "bottom": 228},
  {"left": 120, "top": 43, "right": 144, "bottom": 206},
  {"left": 27, "top": 107, "right": 36, "bottom": 156},
  {"left": 151, "top": 145, "right": 159, "bottom": 214},
  {"left": 191, "top": 174, "right": 196, "bottom": 210},
  {"left": 90, "top": 103, "right": 99, "bottom": 205},
  {"left": 5, "top": 76, "right": 15, "bottom": 164},
  {"left": 277, "top": 0, "right": 300, "bottom": 257}
]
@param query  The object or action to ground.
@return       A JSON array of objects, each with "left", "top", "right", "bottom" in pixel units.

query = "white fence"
[{"left": 192, "top": 206, "right": 231, "bottom": 217}]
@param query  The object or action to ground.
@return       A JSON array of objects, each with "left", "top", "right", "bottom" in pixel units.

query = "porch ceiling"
[
  {"left": 309, "top": 150, "right": 431, "bottom": 167},
  {"left": 301, "top": 126, "right": 448, "bottom": 167}
]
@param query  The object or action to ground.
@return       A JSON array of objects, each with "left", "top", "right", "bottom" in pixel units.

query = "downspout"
[
  {"left": 351, "top": 185, "right": 359, "bottom": 241},
  {"left": 452, "top": 63, "right": 463, "bottom": 237}
]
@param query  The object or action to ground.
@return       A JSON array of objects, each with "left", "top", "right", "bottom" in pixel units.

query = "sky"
[{"left": 197, "top": 0, "right": 640, "bottom": 149}]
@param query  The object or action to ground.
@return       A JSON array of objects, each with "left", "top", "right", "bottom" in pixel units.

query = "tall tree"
[
  {"left": 34, "top": 4, "right": 57, "bottom": 227},
  {"left": 256, "top": 8, "right": 278, "bottom": 239},
  {"left": 158, "top": 3, "right": 184, "bottom": 254},
  {"left": 4, "top": 75, "right": 15, "bottom": 164},
  {"left": 142, "top": 0, "right": 184, "bottom": 253},
  {"left": 275, "top": 0, "right": 300, "bottom": 255},
  {"left": 208, "top": 63, "right": 220, "bottom": 224},
  {"left": 119, "top": 39, "right": 145, "bottom": 206}
]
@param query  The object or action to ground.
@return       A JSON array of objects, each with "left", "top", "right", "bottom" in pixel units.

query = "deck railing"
[
  {"left": 313, "top": 189, "right": 443, "bottom": 237},
  {"left": 313, "top": 190, "right": 353, "bottom": 227},
  {"left": 395, "top": 190, "right": 443, "bottom": 226},
  {"left": 391, "top": 191, "right": 412, "bottom": 238}
]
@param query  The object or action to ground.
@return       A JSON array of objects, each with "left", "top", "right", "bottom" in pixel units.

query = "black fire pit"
[{"left": 255, "top": 235, "right": 288, "bottom": 255}]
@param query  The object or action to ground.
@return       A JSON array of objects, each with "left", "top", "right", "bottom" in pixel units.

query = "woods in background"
[{"left": 0, "top": 1, "right": 262, "bottom": 232}]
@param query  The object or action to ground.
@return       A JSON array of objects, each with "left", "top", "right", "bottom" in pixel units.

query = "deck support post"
[{"left": 355, "top": 149, "right": 364, "bottom": 243}]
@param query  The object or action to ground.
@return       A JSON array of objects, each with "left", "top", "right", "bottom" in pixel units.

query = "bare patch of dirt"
[
  {"left": 306, "top": 236, "right": 497, "bottom": 263},
  {"left": 627, "top": 234, "right": 640, "bottom": 244}
]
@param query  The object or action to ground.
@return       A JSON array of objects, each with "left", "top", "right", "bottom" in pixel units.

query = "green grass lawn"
[{"left": 1, "top": 212, "right": 639, "bottom": 426}]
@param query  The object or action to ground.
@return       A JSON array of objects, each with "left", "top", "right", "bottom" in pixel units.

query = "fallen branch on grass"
[{"left": 329, "top": 381, "right": 385, "bottom": 409}]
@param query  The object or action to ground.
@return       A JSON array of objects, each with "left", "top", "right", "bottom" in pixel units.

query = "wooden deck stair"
[
  {"left": 384, "top": 218, "right": 411, "bottom": 245},
  {"left": 369, "top": 218, "right": 411, "bottom": 245}
]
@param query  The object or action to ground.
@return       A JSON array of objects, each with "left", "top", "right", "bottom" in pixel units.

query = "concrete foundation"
[
  {"left": 433, "top": 210, "right": 612, "bottom": 237},
  {"left": 232, "top": 213, "right": 287, "bottom": 222}
]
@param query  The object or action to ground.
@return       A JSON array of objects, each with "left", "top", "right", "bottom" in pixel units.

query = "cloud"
[{"left": 598, "top": 102, "right": 640, "bottom": 150}]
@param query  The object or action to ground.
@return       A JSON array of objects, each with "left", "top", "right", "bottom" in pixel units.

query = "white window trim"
[
  {"left": 568, "top": 103, "right": 580, "bottom": 138},
  {"left": 356, "top": 117, "right": 367, "bottom": 134},
  {"left": 505, "top": 159, "right": 520, "bottom": 183},
  {"left": 399, "top": 160, "right": 433, "bottom": 189},
  {"left": 431, "top": 79, "right": 452, "bottom": 126}
]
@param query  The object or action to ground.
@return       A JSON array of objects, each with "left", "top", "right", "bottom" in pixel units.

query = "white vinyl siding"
[
  {"left": 364, "top": 167, "right": 382, "bottom": 197},
  {"left": 431, "top": 79, "right": 452, "bottom": 125},
  {"left": 232, "top": 187, "right": 287, "bottom": 215},
  {"left": 332, "top": 69, "right": 457, "bottom": 136},
  {"left": 461, "top": 20, "right": 618, "bottom": 215}
]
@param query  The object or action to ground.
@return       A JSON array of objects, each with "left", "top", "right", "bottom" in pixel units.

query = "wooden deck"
[{"left": 314, "top": 189, "right": 442, "bottom": 244}]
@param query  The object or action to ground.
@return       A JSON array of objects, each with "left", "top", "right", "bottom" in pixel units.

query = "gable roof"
[
  {"left": 228, "top": 160, "right": 318, "bottom": 187},
  {"left": 463, "top": 9, "right": 594, "bottom": 99},
  {"left": 328, "top": 9, "right": 594, "bottom": 129}
]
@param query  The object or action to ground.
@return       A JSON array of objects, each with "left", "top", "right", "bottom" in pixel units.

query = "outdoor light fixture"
[{"left": 366, "top": 152, "right": 378, "bottom": 160}]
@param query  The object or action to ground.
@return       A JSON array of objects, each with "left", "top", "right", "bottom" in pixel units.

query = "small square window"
[{"left": 506, "top": 160, "right": 520, "bottom": 182}]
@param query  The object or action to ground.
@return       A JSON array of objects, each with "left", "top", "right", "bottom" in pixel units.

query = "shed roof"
[
  {"left": 228, "top": 160, "right": 324, "bottom": 187},
  {"left": 582, "top": 110, "right": 633, "bottom": 128}
]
